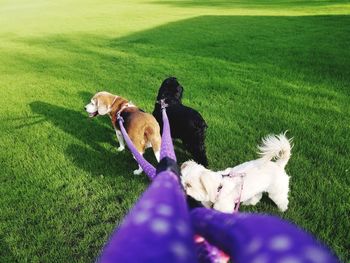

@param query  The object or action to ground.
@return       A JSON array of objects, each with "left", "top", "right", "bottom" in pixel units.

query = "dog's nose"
[{"left": 84, "top": 106, "right": 87, "bottom": 110}]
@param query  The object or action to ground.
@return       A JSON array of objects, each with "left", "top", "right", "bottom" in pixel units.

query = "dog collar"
[
  {"left": 155, "top": 99, "right": 169, "bottom": 109},
  {"left": 110, "top": 96, "right": 119, "bottom": 108},
  {"left": 156, "top": 91, "right": 182, "bottom": 106},
  {"left": 116, "top": 102, "right": 136, "bottom": 121}
]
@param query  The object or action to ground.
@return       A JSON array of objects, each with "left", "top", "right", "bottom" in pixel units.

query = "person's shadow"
[
  {"left": 0, "top": 234, "right": 16, "bottom": 263},
  {"left": 29, "top": 101, "right": 142, "bottom": 179}
]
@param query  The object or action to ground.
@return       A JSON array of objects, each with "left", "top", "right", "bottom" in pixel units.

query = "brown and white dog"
[{"left": 85, "top": 91, "right": 161, "bottom": 175}]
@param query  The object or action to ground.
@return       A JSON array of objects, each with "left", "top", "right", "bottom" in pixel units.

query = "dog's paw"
[
  {"left": 117, "top": 146, "right": 125, "bottom": 152},
  {"left": 278, "top": 205, "right": 288, "bottom": 212},
  {"left": 133, "top": 168, "right": 143, "bottom": 175},
  {"left": 277, "top": 201, "right": 288, "bottom": 212}
]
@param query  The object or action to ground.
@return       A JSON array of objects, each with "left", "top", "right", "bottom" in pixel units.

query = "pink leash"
[
  {"left": 228, "top": 171, "right": 245, "bottom": 213},
  {"left": 233, "top": 175, "right": 244, "bottom": 213}
]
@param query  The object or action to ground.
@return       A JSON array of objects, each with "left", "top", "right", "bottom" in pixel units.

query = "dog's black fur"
[
  {"left": 113, "top": 109, "right": 144, "bottom": 130},
  {"left": 153, "top": 77, "right": 208, "bottom": 167}
]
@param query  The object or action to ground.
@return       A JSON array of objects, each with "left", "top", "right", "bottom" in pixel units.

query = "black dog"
[{"left": 153, "top": 77, "right": 208, "bottom": 166}]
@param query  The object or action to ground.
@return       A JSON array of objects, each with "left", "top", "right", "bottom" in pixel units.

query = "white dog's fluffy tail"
[{"left": 258, "top": 132, "right": 293, "bottom": 169}]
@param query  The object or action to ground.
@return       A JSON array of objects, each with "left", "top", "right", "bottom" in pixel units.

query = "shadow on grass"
[
  {"left": 30, "top": 101, "right": 112, "bottom": 152},
  {"left": 29, "top": 101, "right": 149, "bottom": 178},
  {"left": 6, "top": 15, "right": 350, "bottom": 94},
  {"left": 0, "top": 234, "right": 16, "bottom": 263},
  {"left": 2, "top": 14, "right": 349, "bottom": 261},
  {"left": 110, "top": 15, "right": 350, "bottom": 87}
]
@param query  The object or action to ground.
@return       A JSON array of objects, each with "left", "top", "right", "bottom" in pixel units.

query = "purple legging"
[
  {"left": 98, "top": 170, "right": 197, "bottom": 262},
  {"left": 191, "top": 208, "right": 340, "bottom": 263}
]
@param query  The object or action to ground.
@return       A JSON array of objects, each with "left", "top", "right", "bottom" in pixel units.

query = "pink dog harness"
[{"left": 218, "top": 171, "right": 246, "bottom": 213}]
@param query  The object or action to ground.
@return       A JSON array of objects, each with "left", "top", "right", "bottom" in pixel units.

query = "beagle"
[{"left": 85, "top": 91, "right": 161, "bottom": 175}]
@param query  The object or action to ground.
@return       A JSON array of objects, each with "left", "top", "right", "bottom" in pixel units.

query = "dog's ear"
[
  {"left": 181, "top": 162, "right": 189, "bottom": 170},
  {"left": 175, "top": 85, "right": 183, "bottom": 100},
  {"left": 96, "top": 98, "right": 110, "bottom": 115},
  {"left": 181, "top": 160, "right": 193, "bottom": 170},
  {"left": 200, "top": 172, "right": 221, "bottom": 203}
]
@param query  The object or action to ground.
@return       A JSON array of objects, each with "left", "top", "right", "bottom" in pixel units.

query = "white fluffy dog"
[{"left": 181, "top": 133, "right": 293, "bottom": 213}]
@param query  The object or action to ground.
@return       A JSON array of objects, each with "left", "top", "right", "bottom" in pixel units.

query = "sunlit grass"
[{"left": 0, "top": 0, "right": 349, "bottom": 262}]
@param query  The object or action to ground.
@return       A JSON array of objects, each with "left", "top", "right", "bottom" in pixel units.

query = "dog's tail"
[
  {"left": 258, "top": 132, "right": 293, "bottom": 169},
  {"left": 145, "top": 125, "right": 161, "bottom": 162}
]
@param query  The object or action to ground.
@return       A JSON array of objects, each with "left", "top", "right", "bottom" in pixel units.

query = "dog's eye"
[{"left": 185, "top": 183, "right": 191, "bottom": 188}]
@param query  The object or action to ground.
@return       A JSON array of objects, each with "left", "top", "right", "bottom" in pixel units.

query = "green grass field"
[{"left": 1, "top": 0, "right": 350, "bottom": 262}]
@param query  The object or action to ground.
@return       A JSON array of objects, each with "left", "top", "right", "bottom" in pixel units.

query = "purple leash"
[
  {"left": 99, "top": 100, "right": 198, "bottom": 263},
  {"left": 117, "top": 100, "right": 177, "bottom": 180},
  {"left": 101, "top": 100, "right": 222, "bottom": 263},
  {"left": 117, "top": 108, "right": 156, "bottom": 180},
  {"left": 113, "top": 100, "right": 224, "bottom": 263},
  {"left": 159, "top": 100, "right": 177, "bottom": 161}
]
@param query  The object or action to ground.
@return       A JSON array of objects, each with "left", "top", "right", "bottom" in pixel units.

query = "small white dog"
[{"left": 181, "top": 133, "right": 293, "bottom": 213}]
